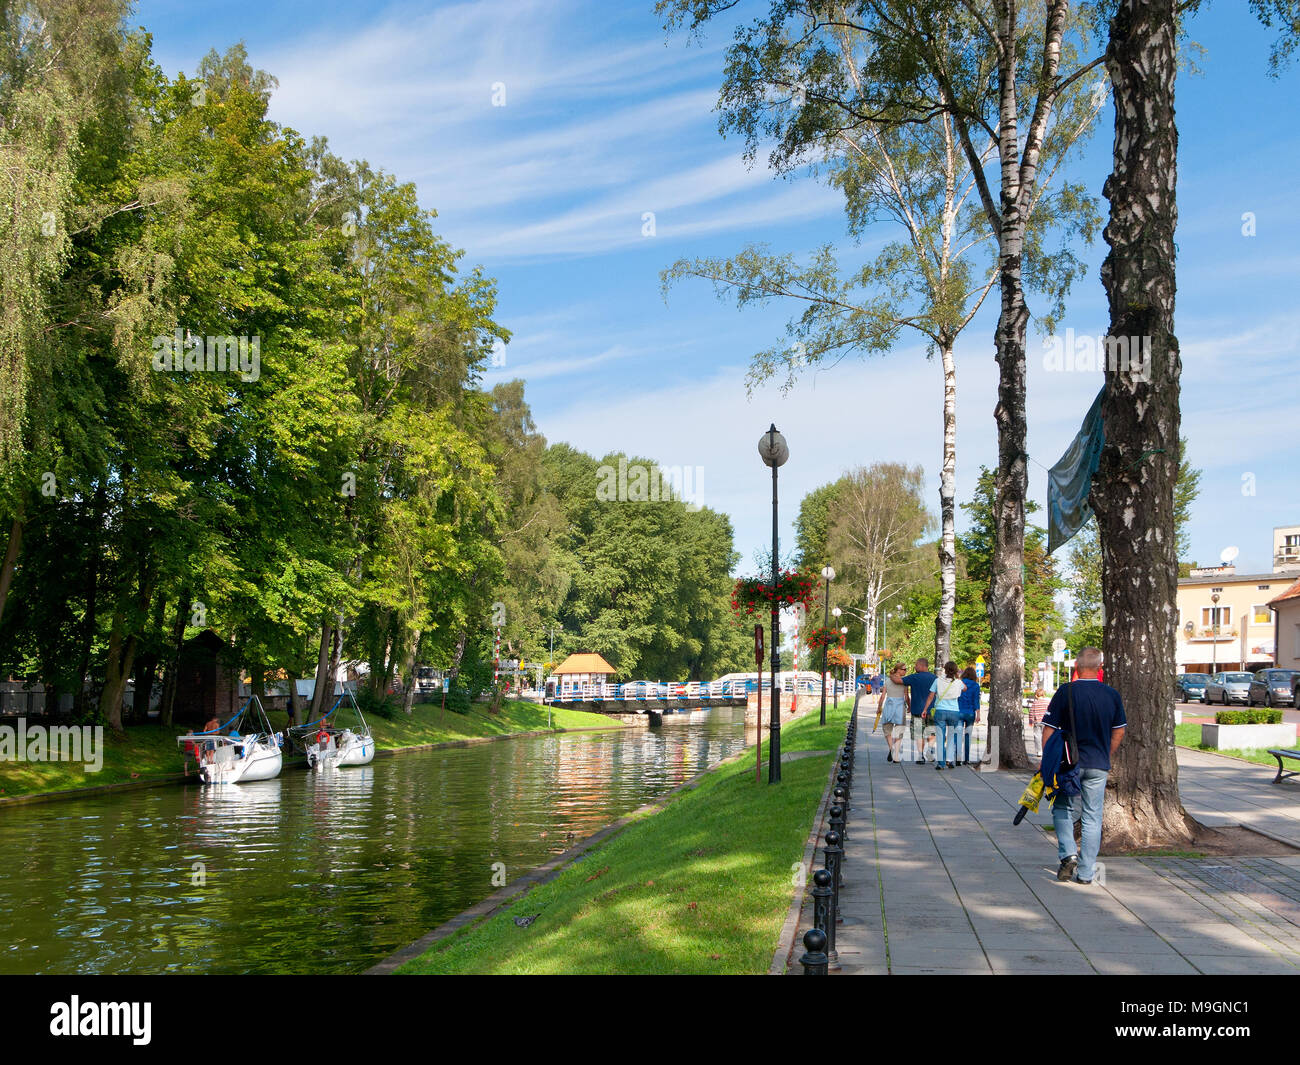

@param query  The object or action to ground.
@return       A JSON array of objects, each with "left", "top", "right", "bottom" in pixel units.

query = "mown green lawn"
[
  {"left": 398, "top": 700, "right": 852, "bottom": 975},
  {"left": 0, "top": 699, "right": 618, "bottom": 799},
  {"left": 1174, "top": 721, "right": 1282, "bottom": 769}
]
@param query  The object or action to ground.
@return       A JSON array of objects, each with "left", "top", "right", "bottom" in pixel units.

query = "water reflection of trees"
[{"left": 0, "top": 710, "right": 749, "bottom": 973}]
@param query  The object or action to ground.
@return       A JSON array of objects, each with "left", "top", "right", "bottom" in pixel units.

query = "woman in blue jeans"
[
  {"left": 923, "top": 662, "right": 966, "bottom": 770},
  {"left": 957, "top": 666, "right": 980, "bottom": 765}
]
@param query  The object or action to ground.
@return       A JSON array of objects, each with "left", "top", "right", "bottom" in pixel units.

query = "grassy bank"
[
  {"left": 1174, "top": 721, "right": 1281, "bottom": 769},
  {"left": 397, "top": 700, "right": 852, "bottom": 975},
  {"left": 0, "top": 699, "right": 619, "bottom": 799}
]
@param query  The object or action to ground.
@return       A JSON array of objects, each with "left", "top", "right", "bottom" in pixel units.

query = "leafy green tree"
[
  {"left": 0, "top": 0, "right": 133, "bottom": 628},
  {"left": 795, "top": 479, "right": 844, "bottom": 572}
]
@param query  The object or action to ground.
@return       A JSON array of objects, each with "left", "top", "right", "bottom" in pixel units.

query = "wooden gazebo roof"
[{"left": 552, "top": 653, "right": 616, "bottom": 675}]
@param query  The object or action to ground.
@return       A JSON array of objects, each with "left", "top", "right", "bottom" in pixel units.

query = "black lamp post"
[
  {"left": 819, "top": 566, "right": 835, "bottom": 724},
  {"left": 1211, "top": 591, "right": 1220, "bottom": 676},
  {"left": 758, "top": 424, "right": 788, "bottom": 783}
]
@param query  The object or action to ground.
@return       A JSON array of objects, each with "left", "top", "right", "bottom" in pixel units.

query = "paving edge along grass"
[{"left": 383, "top": 700, "right": 852, "bottom": 976}]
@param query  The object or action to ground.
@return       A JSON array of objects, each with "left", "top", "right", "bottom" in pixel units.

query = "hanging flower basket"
[
  {"left": 730, "top": 570, "right": 816, "bottom": 616},
  {"left": 805, "top": 626, "right": 843, "bottom": 651},
  {"left": 826, "top": 646, "right": 853, "bottom": 669}
]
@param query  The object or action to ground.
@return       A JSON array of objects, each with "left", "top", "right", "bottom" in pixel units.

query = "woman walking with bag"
[
  {"left": 878, "top": 663, "right": 908, "bottom": 763},
  {"left": 923, "top": 662, "right": 967, "bottom": 770}
]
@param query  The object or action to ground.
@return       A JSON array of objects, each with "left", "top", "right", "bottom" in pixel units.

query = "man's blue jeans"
[{"left": 1052, "top": 768, "right": 1108, "bottom": 881}]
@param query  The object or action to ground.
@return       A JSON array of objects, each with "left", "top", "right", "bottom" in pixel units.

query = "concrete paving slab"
[{"left": 789, "top": 714, "right": 1300, "bottom": 976}]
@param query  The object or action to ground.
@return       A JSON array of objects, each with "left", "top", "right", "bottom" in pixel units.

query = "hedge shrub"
[{"left": 1215, "top": 708, "right": 1284, "bottom": 725}]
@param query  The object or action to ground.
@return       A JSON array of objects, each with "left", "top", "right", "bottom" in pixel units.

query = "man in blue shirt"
[
  {"left": 1040, "top": 648, "right": 1126, "bottom": 885},
  {"left": 902, "top": 659, "right": 937, "bottom": 764}
]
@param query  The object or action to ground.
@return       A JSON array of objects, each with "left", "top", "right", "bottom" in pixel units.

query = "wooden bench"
[{"left": 1267, "top": 749, "right": 1300, "bottom": 784}]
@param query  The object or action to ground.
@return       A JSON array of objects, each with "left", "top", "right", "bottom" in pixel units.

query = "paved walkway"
[{"left": 788, "top": 723, "right": 1300, "bottom": 974}]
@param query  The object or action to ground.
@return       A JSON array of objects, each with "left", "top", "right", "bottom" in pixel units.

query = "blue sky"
[{"left": 136, "top": 0, "right": 1300, "bottom": 581}]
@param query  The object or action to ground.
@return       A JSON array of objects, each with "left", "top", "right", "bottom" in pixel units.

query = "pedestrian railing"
[{"left": 799, "top": 699, "right": 856, "bottom": 975}]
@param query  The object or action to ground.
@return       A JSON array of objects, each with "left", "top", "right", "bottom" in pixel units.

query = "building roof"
[
  {"left": 1178, "top": 571, "right": 1282, "bottom": 587},
  {"left": 1268, "top": 577, "right": 1300, "bottom": 607},
  {"left": 552, "top": 653, "right": 616, "bottom": 675}
]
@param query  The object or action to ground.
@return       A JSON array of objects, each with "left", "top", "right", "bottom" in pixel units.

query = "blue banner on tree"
[{"left": 1047, "top": 387, "right": 1105, "bottom": 554}]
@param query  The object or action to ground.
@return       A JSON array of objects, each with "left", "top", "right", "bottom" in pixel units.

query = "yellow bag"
[{"left": 1012, "top": 773, "right": 1046, "bottom": 825}]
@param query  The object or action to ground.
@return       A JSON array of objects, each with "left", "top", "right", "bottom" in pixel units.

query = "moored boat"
[
  {"left": 288, "top": 691, "right": 374, "bottom": 769},
  {"left": 178, "top": 696, "right": 284, "bottom": 784}
]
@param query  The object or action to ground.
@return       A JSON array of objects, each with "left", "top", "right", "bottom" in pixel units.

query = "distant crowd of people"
[
  {"left": 859, "top": 658, "right": 982, "bottom": 769},
  {"left": 856, "top": 648, "right": 1127, "bottom": 887}
]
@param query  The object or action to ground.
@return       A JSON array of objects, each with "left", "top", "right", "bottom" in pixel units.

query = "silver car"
[{"left": 1205, "top": 671, "right": 1254, "bottom": 705}]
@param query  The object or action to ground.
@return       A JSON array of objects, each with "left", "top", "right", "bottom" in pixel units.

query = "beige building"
[
  {"left": 1175, "top": 525, "right": 1300, "bottom": 674},
  {"left": 1270, "top": 578, "right": 1300, "bottom": 671}
]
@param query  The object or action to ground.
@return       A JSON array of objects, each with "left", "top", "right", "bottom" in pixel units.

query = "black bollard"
[
  {"left": 836, "top": 770, "right": 851, "bottom": 808},
  {"left": 833, "top": 784, "right": 849, "bottom": 814},
  {"left": 816, "top": 868, "right": 837, "bottom": 967},
  {"left": 829, "top": 802, "right": 846, "bottom": 844},
  {"left": 823, "top": 831, "right": 842, "bottom": 963},
  {"left": 811, "top": 867, "right": 833, "bottom": 939},
  {"left": 800, "top": 927, "right": 829, "bottom": 976}
]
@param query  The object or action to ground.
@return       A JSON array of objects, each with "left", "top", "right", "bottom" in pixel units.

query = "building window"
[
  {"left": 1259, "top": 585, "right": 1272, "bottom": 591},
  {"left": 1254, "top": 604, "right": 1271, "bottom": 625},
  {"left": 1202, "top": 606, "right": 1231, "bottom": 628}
]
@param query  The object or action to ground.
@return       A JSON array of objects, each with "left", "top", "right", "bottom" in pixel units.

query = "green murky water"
[{"left": 0, "top": 709, "right": 746, "bottom": 974}]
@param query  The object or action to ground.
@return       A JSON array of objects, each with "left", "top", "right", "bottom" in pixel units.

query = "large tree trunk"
[
  {"left": 308, "top": 620, "right": 332, "bottom": 719},
  {"left": 986, "top": 4, "right": 1032, "bottom": 769},
  {"left": 286, "top": 674, "right": 301, "bottom": 727},
  {"left": 400, "top": 628, "right": 422, "bottom": 715},
  {"left": 326, "top": 611, "right": 344, "bottom": 700},
  {"left": 73, "top": 480, "right": 108, "bottom": 720},
  {"left": 132, "top": 653, "right": 156, "bottom": 721},
  {"left": 99, "top": 613, "right": 137, "bottom": 734},
  {"left": 935, "top": 340, "right": 957, "bottom": 667},
  {"left": 1090, "top": 0, "right": 1192, "bottom": 848},
  {"left": 158, "top": 593, "right": 186, "bottom": 727},
  {"left": 0, "top": 515, "right": 22, "bottom": 629}
]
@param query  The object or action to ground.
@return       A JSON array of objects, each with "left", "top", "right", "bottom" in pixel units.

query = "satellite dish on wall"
[{"left": 1220, "top": 546, "right": 1239, "bottom": 564}]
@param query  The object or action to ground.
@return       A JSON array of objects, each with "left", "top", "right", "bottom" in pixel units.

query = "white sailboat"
[
  {"left": 178, "top": 697, "right": 284, "bottom": 784},
  {"left": 289, "top": 691, "right": 375, "bottom": 769}
]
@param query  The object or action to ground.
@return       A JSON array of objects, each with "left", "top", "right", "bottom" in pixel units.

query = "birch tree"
[{"left": 659, "top": 1, "right": 1104, "bottom": 765}]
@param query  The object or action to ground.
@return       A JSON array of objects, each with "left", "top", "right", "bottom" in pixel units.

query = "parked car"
[
  {"left": 1175, "top": 673, "right": 1210, "bottom": 702},
  {"left": 1247, "top": 669, "right": 1298, "bottom": 708},
  {"left": 1205, "top": 671, "right": 1254, "bottom": 705}
]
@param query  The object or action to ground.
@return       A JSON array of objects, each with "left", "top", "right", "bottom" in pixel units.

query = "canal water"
[{"left": 0, "top": 709, "right": 748, "bottom": 974}]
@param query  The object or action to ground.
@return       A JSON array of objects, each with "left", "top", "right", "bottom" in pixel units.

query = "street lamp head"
[
  {"left": 821, "top": 565, "right": 836, "bottom": 581},
  {"left": 840, "top": 626, "right": 848, "bottom": 634},
  {"left": 831, "top": 607, "right": 842, "bottom": 618},
  {"left": 1211, "top": 592, "right": 1220, "bottom": 604},
  {"left": 757, "top": 424, "right": 788, "bottom": 468}
]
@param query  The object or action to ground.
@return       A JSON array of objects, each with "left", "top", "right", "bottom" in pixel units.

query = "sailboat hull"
[
  {"left": 306, "top": 729, "right": 374, "bottom": 769},
  {"left": 198, "top": 740, "right": 283, "bottom": 784}
]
